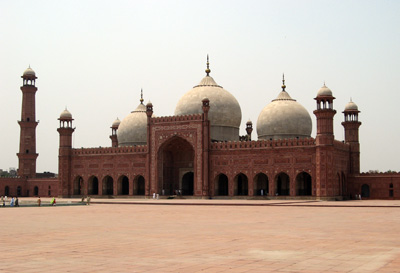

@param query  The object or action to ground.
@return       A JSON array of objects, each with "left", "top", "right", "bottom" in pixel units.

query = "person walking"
[
  {"left": 37, "top": 197, "right": 41, "bottom": 207},
  {"left": 10, "top": 197, "right": 14, "bottom": 207},
  {"left": 15, "top": 197, "right": 19, "bottom": 207},
  {"left": 86, "top": 196, "right": 91, "bottom": 205}
]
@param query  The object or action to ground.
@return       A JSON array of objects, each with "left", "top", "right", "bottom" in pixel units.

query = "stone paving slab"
[{"left": 1, "top": 199, "right": 400, "bottom": 272}]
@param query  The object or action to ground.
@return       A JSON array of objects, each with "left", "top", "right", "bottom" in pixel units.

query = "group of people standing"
[
  {"left": 0, "top": 196, "right": 59, "bottom": 207},
  {"left": 1, "top": 196, "right": 19, "bottom": 207}
]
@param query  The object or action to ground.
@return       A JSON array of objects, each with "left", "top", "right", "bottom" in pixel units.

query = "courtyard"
[{"left": 1, "top": 199, "right": 400, "bottom": 272}]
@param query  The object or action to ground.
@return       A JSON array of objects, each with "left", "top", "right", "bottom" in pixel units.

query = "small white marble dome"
[
  {"left": 23, "top": 67, "right": 36, "bottom": 77},
  {"left": 175, "top": 69, "right": 242, "bottom": 141},
  {"left": 60, "top": 108, "right": 72, "bottom": 119},
  {"left": 345, "top": 99, "right": 358, "bottom": 111},
  {"left": 112, "top": 118, "right": 121, "bottom": 128},
  {"left": 117, "top": 102, "right": 147, "bottom": 146},
  {"left": 257, "top": 87, "right": 312, "bottom": 140},
  {"left": 317, "top": 84, "right": 332, "bottom": 96}
]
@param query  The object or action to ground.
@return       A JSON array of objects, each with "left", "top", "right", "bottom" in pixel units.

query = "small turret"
[
  {"left": 110, "top": 118, "right": 120, "bottom": 147},
  {"left": 58, "top": 108, "right": 75, "bottom": 148},
  {"left": 313, "top": 83, "right": 336, "bottom": 145},
  {"left": 246, "top": 120, "right": 253, "bottom": 140},
  {"left": 146, "top": 101, "right": 153, "bottom": 118}
]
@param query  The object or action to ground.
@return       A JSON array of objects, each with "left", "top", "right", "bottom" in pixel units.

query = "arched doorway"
[
  {"left": 336, "top": 173, "right": 341, "bottom": 196},
  {"left": 5, "top": 186, "right": 9, "bottom": 196},
  {"left": 254, "top": 173, "right": 269, "bottom": 196},
  {"left": 74, "top": 176, "right": 83, "bottom": 195},
  {"left": 234, "top": 173, "right": 248, "bottom": 196},
  {"left": 215, "top": 174, "right": 229, "bottom": 196},
  {"left": 341, "top": 172, "right": 346, "bottom": 196},
  {"left": 17, "top": 186, "right": 22, "bottom": 196},
  {"left": 103, "top": 176, "right": 114, "bottom": 195},
  {"left": 275, "top": 173, "right": 290, "bottom": 196},
  {"left": 361, "top": 184, "right": 370, "bottom": 198},
  {"left": 34, "top": 186, "right": 39, "bottom": 196},
  {"left": 88, "top": 176, "right": 99, "bottom": 195},
  {"left": 182, "top": 172, "right": 194, "bottom": 195},
  {"left": 389, "top": 183, "right": 394, "bottom": 197},
  {"left": 133, "top": 175, "right": 145, "bottom": 195},
  {"left": 157, "top": 137, "right": 194, "bottom": 196},
  {"left": 118, "top": 175, "right": 129, "bottom": 195},
  {"left": 295, "top": 172, "right": 312, "bottom": 196}
]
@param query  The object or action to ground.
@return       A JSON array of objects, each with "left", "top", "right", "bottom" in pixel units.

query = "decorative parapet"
[
  {"left": 71, "top": 145, "right": 148, "bottom": 155},
  {"left": 151, "top": 114, "right": 203, "bottom": 124},
  {"left": 210, "top": 137, "right": 316, "bottom": 150},
  {"left": 0, "top": 177, "right": 26, "bottom": 182},
  {"left": 358, "top": 171, "right": 400, "bottom": 176}
]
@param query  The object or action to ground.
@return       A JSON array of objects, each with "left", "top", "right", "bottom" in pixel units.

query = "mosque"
[{"left": 1, "top": 58, "right": 399, "bottom": 200}]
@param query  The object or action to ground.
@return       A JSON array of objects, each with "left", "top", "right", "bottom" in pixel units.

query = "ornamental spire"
[
  {"left": 281, "top": 73, "right": 286, "bottom": 91},
  {"left": 205, "top": 54, "right": 211, "bottom": 76},
  {"left": 140, "top": 88, "right": 144, "bottom": 104}
]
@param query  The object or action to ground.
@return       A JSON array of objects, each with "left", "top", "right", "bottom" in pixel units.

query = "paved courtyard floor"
[{"left": 1, "top": 199, "right": 400, "bottom": 272}]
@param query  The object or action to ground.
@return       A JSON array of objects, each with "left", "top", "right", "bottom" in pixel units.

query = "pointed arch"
[
  {"left": 102, "top": 176, "right": 114, "bottom": 195},
  {"left": 133, "top": 175, "right": 145, "bottom": 195},
  {"left": 254, "top": 173, "right": 269, "bottom": 196},
  {"left": 73, "top": 176, "right": 84, "bottom": 195},
  {"left": 157, "top": 136, "right": 194, "bottom": 196},
  {"left": 234, "top": 173, "right": 248, "bottom": 196},
  {"left": 17, "top": 186, "right": 22, "bottom": 196},
  {"left": 361, "top": 184, "right": 370, "bottom": 198},
  {"left": 341, "top": 172, "right": 346, "bottom": 196},
  {"left": 296, "top": 172, "right": 312, "bottom": 196},
  {"left": 182, "top": 171, "right": 194, "bottom": 195},
  {"left": 117, "top": 175, "right": 129, "bottom": 195},
  {"left": 88, "top": 176, "right": 99, "bottom": 195},
  {"left": 214, "top": 173, "right": 229, "bottom": 196},
  {"left": 34, "top": 186, "right": 39, "bottom": 196},
  {"left": 275, "top": 172, "right": 290, "bottom": 196}
]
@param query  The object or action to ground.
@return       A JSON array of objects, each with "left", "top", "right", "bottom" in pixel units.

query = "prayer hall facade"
[{"left": 1, "top": 61, "right": 399, "bottom": 200}]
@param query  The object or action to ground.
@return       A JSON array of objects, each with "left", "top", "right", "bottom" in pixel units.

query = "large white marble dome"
[
  {"left": 174, "top": 62, "right": 242, "bottom": 141},
  {"left": 117, "top": 99, "right": 147, "bottom": 146},
  {"left": 257, "top": 82, "right": 312, "bottom": 140}
]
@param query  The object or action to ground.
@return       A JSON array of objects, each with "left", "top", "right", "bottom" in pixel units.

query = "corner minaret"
[
  {"left": 57, "top": 108, "right": 75, "bottom": 197},
  {"left": 313, "top": 83, "right": 337, "bottom": 198},
  {"left": 17, "top": 66, "right": 39, "bottom": 178},
  {"left": 342, "top": 99, "right": 361, "bottom": 174}
]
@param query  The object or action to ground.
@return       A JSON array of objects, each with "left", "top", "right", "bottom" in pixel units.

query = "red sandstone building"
[{"left": 1, "top": 62, "right": 399, "bottom": 200}]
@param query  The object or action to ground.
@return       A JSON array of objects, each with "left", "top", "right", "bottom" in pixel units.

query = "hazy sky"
[{"left": 1, "top": 0, "right": 399, "bottom": 173}]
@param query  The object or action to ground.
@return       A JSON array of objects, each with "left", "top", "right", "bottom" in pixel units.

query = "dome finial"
[
  {"left": 140, "top": 88, "right": 144, "bottom": 104},
  {"left": 205, "top": 54, "right": 211, "bottom": 76},
  {"left": 281, "top": 73, "right": 286, "bottom": 91}
]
